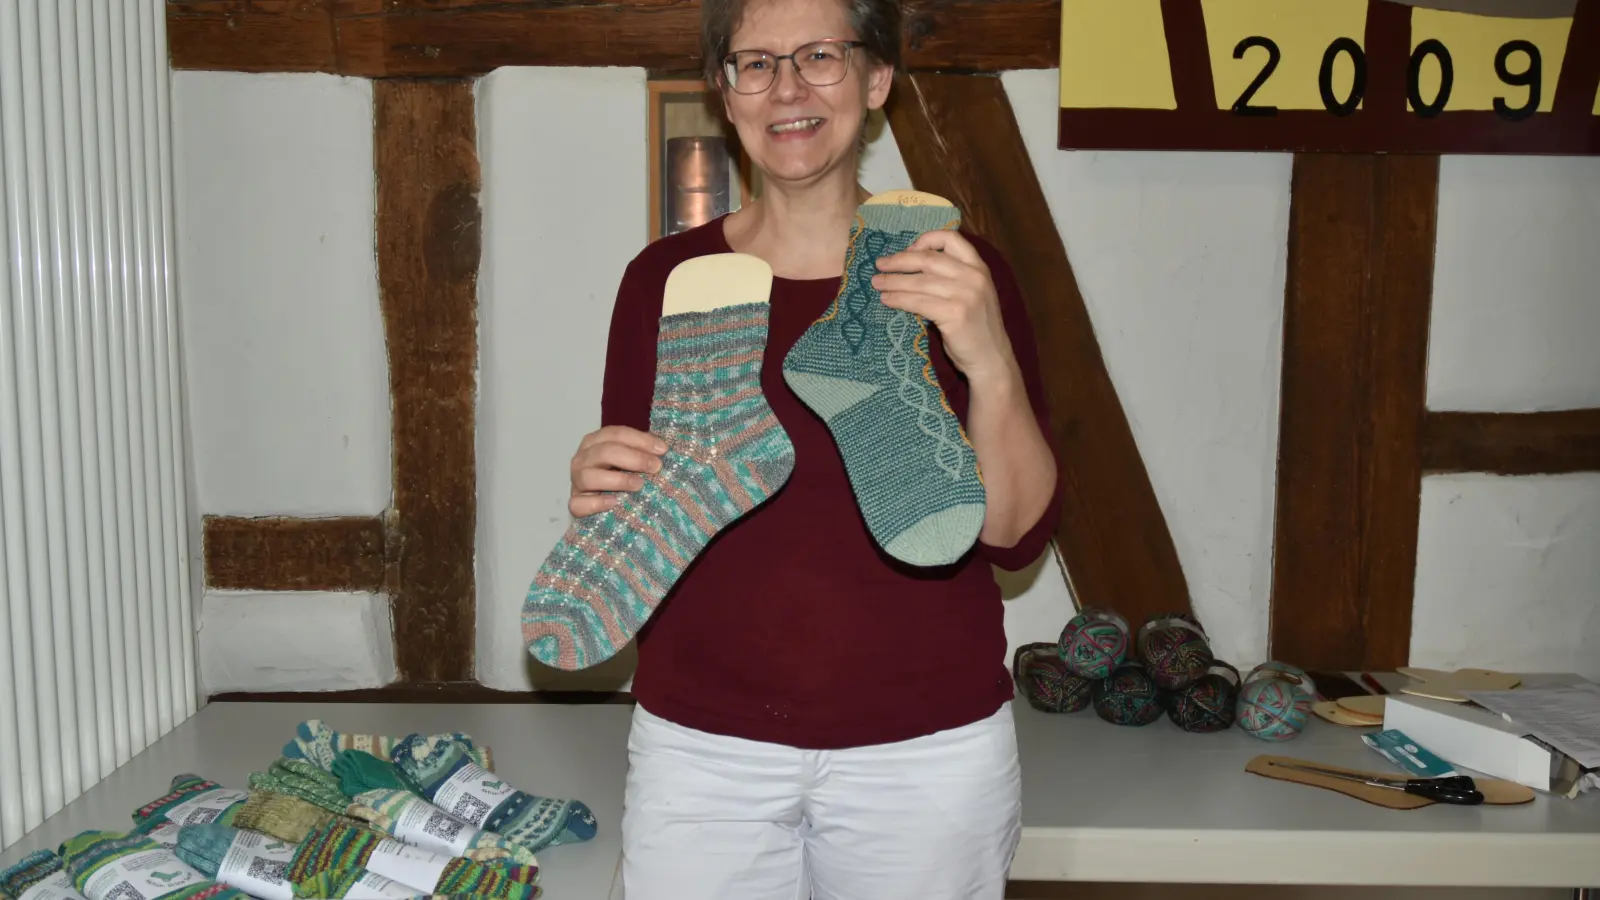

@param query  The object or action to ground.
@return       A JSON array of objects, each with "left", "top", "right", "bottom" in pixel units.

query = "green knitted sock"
[
  {"left": 60, "top": 830, "right": 251, "bottom": 900},
  {"left": 229, "top": 791, "right": 338, "bottom": 844},
  {"left": 173, "top": 824, "right": 299, "bottom": 900},
  {"left": 284, "top": 820, "right": 533, "bottom": 899},
  {"left": 782, "top": 198, "right": 987, "bottom": 566},
  {"left": 522, "top": 298, "right": 795, "bottom": 670},
  {"left": 249, "top": 759, "right": 350, "bottom": 815},
  {"left": 0, "top": 850, "right": 85, "bottom": 900},
  {"left": 285, "top": 722, "right": 493, "bottom": 774},
  {"left": 287, "top": 868, "right": 423, "bottom": 900},
  {"left": 391, "top": 735, "right": 595, "bottom": 853},
  {"left": 131, "top": 776, "right": 248, "bottom": 844},
  {"left": 345, "top": 789, "right": 538, "bottom": 870}
]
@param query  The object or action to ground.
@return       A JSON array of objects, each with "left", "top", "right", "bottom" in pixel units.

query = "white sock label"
[
  {"left": 18, "top": 871, "right": 88, "bottom": 900},
  {"left": 430, "top": 763, "right": 512, "bottom": 827},
  {"left": 142, "top": 824, "right": 179, "bottom": 848},
  {"left": 392, "top": 798, "right": 480, "bottom": 857},
  {"left": 214, "top": 829, "right": 298, "bottom": 900},
  {"left": 82, "top": 848, "right": 205, "bottom": 900},
  {"left": 363, "top": 839, "right": 449, "bottom": 892},
  {"left": 342, "top": 872, "right": 423, "bottom": 900},
  {"left": 162, "top": 787, "right": 248, "bottom": 826}
]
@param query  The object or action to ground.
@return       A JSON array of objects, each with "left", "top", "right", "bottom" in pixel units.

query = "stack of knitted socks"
[
  {"left": 391, "top": 735, "right": 595, "bottom": 854},
  {"left": 60, "top": 830, "right": 250, "bottom": 900},
  {"left": 1, "top": 850, "right": 86, "bottom": 900}
]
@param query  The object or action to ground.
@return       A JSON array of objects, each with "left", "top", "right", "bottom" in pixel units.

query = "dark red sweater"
[{"left": 600, "top": 216, "right": 1061, "bottom": 749}]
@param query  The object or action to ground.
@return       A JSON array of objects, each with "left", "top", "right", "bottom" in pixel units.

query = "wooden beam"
[
  {"left": 166, "top": 0, "right": 1059, "bottom": 76},
  {"left": 203, "top": 515, "right": 387, "bottom": 592},
  {"left": 375, "top": 80, "right": 482, "bottom": 684},
  {"left": 1268, "top": 153, "right": 1439, "bottom": 672},
  {"left": 886, "top": 72, "right": 1193, "bottom": 629},
  {"left": 1422, "top": 410, "right": 1600, "bottom": 475}
]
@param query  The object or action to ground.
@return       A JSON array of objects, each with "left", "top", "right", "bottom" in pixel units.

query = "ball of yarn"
[
  {"left": 1244, "top": 660, "right": 1318, "bottom": 699},
  {"left": 1135, "top": 612, "right": 1214, "bottom": 690},
  {"left": 1058, "top": 607, "right": 1130, "bottom": 680},
  {"left": 1091, "top": 663, "right": 1163, "bottom": 726},
  {"left": 1013, "top": 642, "right": 1093, "bottom": 714},
  {"left": 1163, "top": 661, "right": 1241, "bottom": 733},
  {"left": 1236, "top": 677, "right": 1312, "bottom": 741}
]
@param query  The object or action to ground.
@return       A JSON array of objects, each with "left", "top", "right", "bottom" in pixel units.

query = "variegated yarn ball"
[
  {"left": 1058, "top": 607, "right": 1130, "bottom": 680},
  {"left": 1244, "top": 661, "right": 1318, "bottom": 700},
  {"left": 1135, "top": 612, "right": 1214, "bottom": 690},
  {"left": 1091, "top": 663, "right": 1163, "bottom": 727},
  {"left": 1163, "top": 661, "right": 1241, "bottom": 733},
  {"left": 1236, "top": 673, "right": 1312, "bottom": 741},
  {"left": 1012, "top": 642, "right": 1093, "bottom": 714}
]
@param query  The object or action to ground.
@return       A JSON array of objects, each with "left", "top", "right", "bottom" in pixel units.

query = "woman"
[{"left": 567, "top": 0, "right": 1061, "bottom": 895}]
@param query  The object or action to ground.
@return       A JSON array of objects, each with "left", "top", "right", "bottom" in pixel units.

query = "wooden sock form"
[
  {"left": 862, "top": 188, "right": 955, "bottom": 209},
  {"left": 1246, "top": 755, "right": 1535, "bottom": 809},
  {"left": 662, "top": 252, "right": 773, "bottom": 315}
]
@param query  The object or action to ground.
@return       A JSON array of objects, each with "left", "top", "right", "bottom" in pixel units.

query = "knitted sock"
[
  {"left": 285, "top": 722, "right": 493, "bottom": 774},
  {"left": 249, "top": 759, "right": 351, "bottom": 815},
  {"left": 285, "top": 821, "right": 534, "bottom": 900},
  {"left": 0, "top": 850, "right": 87, "bottom": 900},
  {"left": 391, "top": 735, "right": 595, "bottom": 853},
  {"left": 522, "top": 298, "right": 795, "bottom": 670},
  {"left": 173, "top": 825, "right": 299, "bottom": 900},
  {"left": 287, "top": 869, "right": 430, "bottom": 900},
  {"left": 345, "top": 790, "right": 538, "bottom": 870},
  {"left": 229, "top": 792, "right": 337, "bottom": 844},
  {"left": 132, "top": 776, "right": 248, "bottom": 834},
  {"left": 782, "top": 198, "right": 986, "bottom": 567},
  {"left": 332, "top": 751, "right": 409, "bottom": 797},
  {"left": 60, "top": 831, "right": 250, "bottom": 900}
]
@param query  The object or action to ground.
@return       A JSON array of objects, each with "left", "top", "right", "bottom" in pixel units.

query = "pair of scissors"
[{"left": 1274, "top": 762, "right": 1485, "bottom": 805}]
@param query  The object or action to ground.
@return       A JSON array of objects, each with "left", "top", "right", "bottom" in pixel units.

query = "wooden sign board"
[{"left": 1057, "top": 0, "right": 1600, "bottom": 153}]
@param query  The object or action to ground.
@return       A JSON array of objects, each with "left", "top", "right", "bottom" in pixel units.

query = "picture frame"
[{"left": 647, "top": 78, "right": 760, "bottom": 242}]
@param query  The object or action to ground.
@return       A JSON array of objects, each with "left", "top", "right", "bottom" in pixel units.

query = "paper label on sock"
[
  {"left": 213, "top": 829, "right": 298, "bottom": 900},
  {"left": 391, "top": 798, "right": 481, "bottom": 857},
  {"left": 18, "top": 871, "right": 89, "bottom": 900},
  {"left": 142, "top": 824, "right": 179, "bottom": 848},
  {"left": 362, "top": 839, "right": 449, "bottom": 893},
  {"left": 162, "top": 787, "right": 248, "bottom": 826},
  {"left": 429, "top": 762, "right": 512, "bottom": 828},
  {"left": 342, "top": 872, "right": 423, "bottom": 900},
  {"left": 83, "top": 848, "right": 205, "bottom": 900}
]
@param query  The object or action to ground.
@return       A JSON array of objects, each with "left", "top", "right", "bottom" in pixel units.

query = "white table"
[
  {"left": 3, "top": 695, "right": 1596, "bottom": 897},
  {"left": 0, "top": 702, "right": 635, "bottom": 899}
]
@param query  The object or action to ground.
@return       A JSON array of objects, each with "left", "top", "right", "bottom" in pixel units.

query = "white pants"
[{"left": 619, "top": 702, "right": 1022, "bottom": 900}]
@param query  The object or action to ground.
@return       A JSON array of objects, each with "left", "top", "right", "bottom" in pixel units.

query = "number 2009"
[{"left": 1231, "top": 35, "right": 1544, "bottom": 120}]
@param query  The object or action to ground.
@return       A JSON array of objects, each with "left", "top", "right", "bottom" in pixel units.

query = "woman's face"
[{"left": 719, "top": 0, "right": 892, "bottom": 189}]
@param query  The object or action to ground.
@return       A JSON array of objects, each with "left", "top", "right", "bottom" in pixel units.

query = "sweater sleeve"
[
  {"left": 598, "top": 255, "right": 663, "bottom": 432},
  {"left": 970, "top": 238, "right": 1063, "bottom": 572}
]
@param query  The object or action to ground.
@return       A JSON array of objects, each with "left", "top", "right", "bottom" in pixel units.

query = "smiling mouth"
[{"left": 769, "top": 117, "right": 824, "bottom": 134}]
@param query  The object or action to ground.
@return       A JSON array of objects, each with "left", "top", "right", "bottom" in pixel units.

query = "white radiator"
[{"left": 0, "top": 0, "right": 197, "bottom": 849}]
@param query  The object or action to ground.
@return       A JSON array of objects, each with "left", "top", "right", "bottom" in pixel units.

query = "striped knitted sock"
[
  {"left": 0, "top": 850, "right": 86, "bottom": 900},
  {"left": 391, "top": 735, "right": 595, "bottom": 854},
  {"left": 522, "top": 298, "right": 795, "bottom": 670},
  {"left": 249, "top": 759, "right": 350, "bottom": 815},
  {"left": 285, "top": 722, "right": 493, "bottom": 774},
  {"left": 229, "top": 791, "right": 338, "bottom": 844},
  {"left": 60, "top": 831, "right": 250, "bottom": 900},
  {"left": 285, "top": 821, "right": 534, "bottom": 899},
  {"left": 131, "top": 776, "right": 248, "bottom": 840},
  {"left": 781, "top": 197, "right": 986, "bottom": 567},
  {"left": 345, "top": 789, "right": 538, "bottom": 870},
  {"left": 286, "top": 869, "right": 432, "bottom": 900}
]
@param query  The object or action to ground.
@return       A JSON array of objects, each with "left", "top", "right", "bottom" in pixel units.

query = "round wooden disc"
[
  {"left": 1336, "top": 694, "right": 1387, "bottom": 720},
  {"left": 1476, "top": 777, "right": 1536, "bottom": 805},
  {"left": 1313, "top": 700, "right": 1379, "bottom": 727}
]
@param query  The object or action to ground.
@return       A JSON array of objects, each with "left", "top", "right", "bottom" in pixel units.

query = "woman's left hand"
[{"left": 871, "top": 230, "right": 1017, "bottom": 384}]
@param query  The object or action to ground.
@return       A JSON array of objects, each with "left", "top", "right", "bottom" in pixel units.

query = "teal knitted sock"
[
  {"left": 391, "top": 735, "right": 596, "bottom": 854},
  {"left": 522, "top": 300, "right": 795, "bottom": 670},
  {"left": 173, "top": 824, "right": 298, "bottom": 900},
  {"left": 782, "top": 198, "right": 986, "bottom": 566},
  {"left": 0, "top": 850, "right": 86, "bottom": 900}
]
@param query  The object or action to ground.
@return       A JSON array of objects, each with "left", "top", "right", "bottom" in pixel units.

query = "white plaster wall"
[
  {"left": 173, "top": 72, "right": 392, "bottom": 694},
  {"left": 1002, "top": 70, "right": 1291, "bottom": 670},
  {"left": 173, "top": 72, "right": 389, "bottom": 517},
  {"left": 475, "top": 68, "right": 651, "bottom": 691},
  {"left": 198, "top": 592, "right": 396, "bottom": 692}
]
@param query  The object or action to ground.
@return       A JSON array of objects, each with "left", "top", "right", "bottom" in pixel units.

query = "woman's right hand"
[{"left": 569, "top": 425, "right": 667, "bottom": 517}]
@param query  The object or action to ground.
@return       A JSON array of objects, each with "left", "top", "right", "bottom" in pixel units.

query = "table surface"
[{"left": 2, "top": 685, "right": 1597, "bottom": 894}]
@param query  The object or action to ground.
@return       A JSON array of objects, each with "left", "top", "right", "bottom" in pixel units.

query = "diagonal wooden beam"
[
  {"left": 1422, "top": 409, "right": 1600, "bottom": 474},
  {"left": 1268, "top": 153, "right": 1440, "bottom": 672},
  {"left": 165, "top": 0, "right": 1059, "bottom": 76},
  {"left": 885, "top": 72, "right": 1193, "bottom": 629},
  {"left": 203, "top": 515, "right": 388, "bottom": 592},
  {"left": 374, "top": 79, "right": 483, "bottom": 684}
]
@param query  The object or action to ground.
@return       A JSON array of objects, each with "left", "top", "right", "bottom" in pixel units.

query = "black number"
[
  {"left": 1407, "top": 39, "right": 1454, "bottom": 118},
  {"left": 1231, "top": 36, "right": 1280, "bottom": 116},
  {"left": 1493, "top": 39, "right": 1541, "bottom": 121},
  {"left": 1318, "top": 38, "right": 1367, "bottom": 117}
]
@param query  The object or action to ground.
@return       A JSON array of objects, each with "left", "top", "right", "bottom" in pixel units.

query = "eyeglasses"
[{"left": 722, "top": 40, "right": 865, "bottom": 94}]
